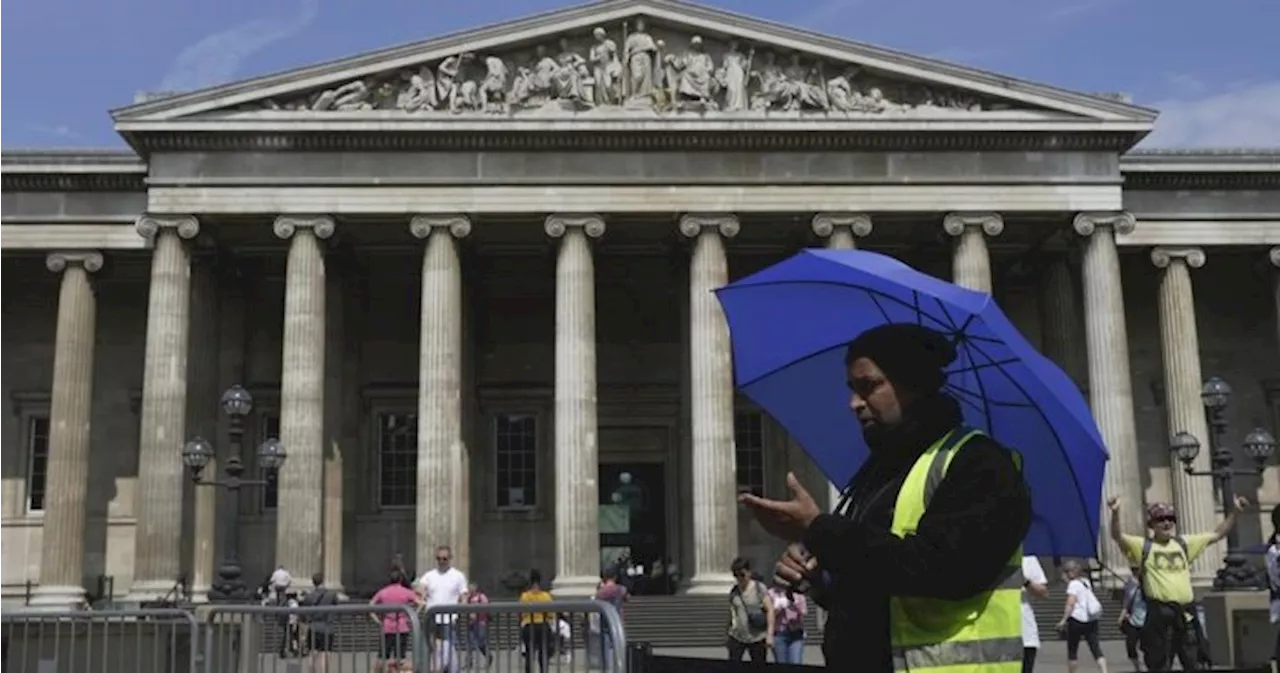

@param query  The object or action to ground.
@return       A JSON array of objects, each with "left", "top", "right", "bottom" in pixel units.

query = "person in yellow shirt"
[
  {"left": 518, "top": 569, "right": 555, "bottom": 673},
  {"left": 1107, "top": 494, "right": 1246, "bottom": 671}
]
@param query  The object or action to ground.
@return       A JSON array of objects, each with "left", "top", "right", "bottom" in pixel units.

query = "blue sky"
[{"left": 3, "top": 0, "right": 1277, "bottom": 148}]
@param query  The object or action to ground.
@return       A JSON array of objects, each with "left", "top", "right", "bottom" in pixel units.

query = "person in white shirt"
[
  {"left": 1056, "top": 560, "right": 1109, "bottom": 673},
  {"left": 417, "top": 545, "right": 469, "bottom": 642},
  {"left": 1021, "top": 555, "right": 1050, "bottom": 673}
]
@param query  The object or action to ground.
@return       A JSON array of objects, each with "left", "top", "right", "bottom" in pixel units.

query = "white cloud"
[
  {"left": 1140, "top": 80, "right": 1280, "bottom": 148},
  {"left": 158, "top": 0, "right": 320, "bottom": 92}
]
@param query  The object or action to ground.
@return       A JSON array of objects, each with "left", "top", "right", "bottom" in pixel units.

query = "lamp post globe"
[
  {"left": 1200, "top": 376, "right": 1232, "bottom": 410},
  {"left": 1170, "top": 431, "right": 1201, "bottom": 468},
  {"left": 1243, "top": 428, "right": 1278, "bottom": 465},
  {"left": 258, "top": 438, "right": 287, "bottom": 471},
  {"left": 220, "top": 384, "right": 254, "bottom": 417},
  {"left": 182, "top": 437, "right": 215, "bottom": 471}
]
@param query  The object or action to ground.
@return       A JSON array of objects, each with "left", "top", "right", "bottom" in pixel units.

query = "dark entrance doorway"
[{"left": 599, "top": 461, "right": 671, "bottom": 594}]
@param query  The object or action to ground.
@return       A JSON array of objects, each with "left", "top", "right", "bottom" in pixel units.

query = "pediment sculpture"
[{"left": 252, "top": 20, "right": 1001, "bottom": 117}]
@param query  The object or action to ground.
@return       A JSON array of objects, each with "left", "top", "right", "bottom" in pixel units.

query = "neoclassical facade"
[{"left": 2, "top": 0, "right": 1279, "bottom": 607}]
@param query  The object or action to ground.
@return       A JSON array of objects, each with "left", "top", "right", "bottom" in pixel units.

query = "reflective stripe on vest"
[{"left": 889, "top": 428, "right": 1024, "bottom": 673}]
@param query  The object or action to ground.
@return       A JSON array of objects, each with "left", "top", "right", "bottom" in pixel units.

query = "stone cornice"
[
  {"left": 120, "top": 129, "right": 1141, "bottom": 154},
  {"left": 1121, "top": 148, "right": 1280, "bottom": 190},
  {"left": 1, "top": 149, "right": 147, "bottom": 192}
]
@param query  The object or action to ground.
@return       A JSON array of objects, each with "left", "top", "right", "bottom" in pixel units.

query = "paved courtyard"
[{"left": 656, "top": 641, "right": 1136, "bottom": 672}]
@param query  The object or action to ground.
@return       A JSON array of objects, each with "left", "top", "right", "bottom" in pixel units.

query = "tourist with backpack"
[
  {"left": 1056, "top": 560, "right": 1109, "bottom": 673},
  {"left": 726, "top": 557, "right": 773, "bottom": 663},
  {"left": 1108, "top": 495, "right": 1246, "bottom": 671}
]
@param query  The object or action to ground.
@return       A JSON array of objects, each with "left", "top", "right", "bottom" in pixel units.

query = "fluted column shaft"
[
  {"left": 274, "top": 215, "right": 334, "bottom": 581},
  {"left": 186, "top": 258, "right": 221, "bottom": 602},
  {"left": 323, "top": 262, "right": 347, "bottom": 591},
  {"left": 1074, "top": 212, "right": 1142, "bottom": 580},
  {"left": 944, "top": 213, "right": 1003, "bottom": 293},
  {"left": 812, "top": 213, "right": 873, "bottom": 511},
  {"left": 30, "top": 252, "right": 103, "bottom": 609},
  {"left": 546, "top": 214, "right": 605, "bottom": 595},
  {"left": 410, "top": 215, "right": 470, "bottom": 574},
  {"left": 1038, "top": 256, "right": 1088, "bottom": 388},
  {"left": 1152, "top": 247, "right": 1220, "bottom": 583},
  {"left": 1271, "top": 248, "right": 1280, "bottom": 357},
  {"left": 680, "top": 214, "right": 740, "bottom": 594},
  {"left": 129, "top": 216, "right": 199, "bottom": 600}
]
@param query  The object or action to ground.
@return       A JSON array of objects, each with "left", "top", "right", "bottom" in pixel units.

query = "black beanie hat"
[{"left": 843, "top": 324, "right": 957, "bottom": 395}]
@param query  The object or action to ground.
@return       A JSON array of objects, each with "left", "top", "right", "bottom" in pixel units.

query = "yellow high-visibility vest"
[{"left": 888, "top": 428, "right": 1025, "bottom": 673}]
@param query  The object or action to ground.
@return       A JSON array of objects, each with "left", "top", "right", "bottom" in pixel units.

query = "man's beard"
[{"left": 861, "top": 418, "right": 891, "bottom": 449}]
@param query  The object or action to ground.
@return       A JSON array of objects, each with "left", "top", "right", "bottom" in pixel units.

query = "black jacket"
[{"left": 803, "top": 394, "right": 1031, "bottom": 671}]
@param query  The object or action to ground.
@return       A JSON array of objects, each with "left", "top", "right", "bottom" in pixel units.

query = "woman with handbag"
[
  {"left": 1056, "top": 560, "right": 1110, "bottom": 673},
  {"left": 768, "top": 585, "right": 808, "bottom": 664},
  {"left": 727, "top": 558, "right": 774, "bottom": 663}
]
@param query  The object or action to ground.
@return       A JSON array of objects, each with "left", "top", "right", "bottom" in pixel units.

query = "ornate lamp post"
[
  {"left": 1170, "top": 376, "right": 1277, "bottom": 590},
  {"left": 182, "top": 384, "right": 288, "bottom": 602}
]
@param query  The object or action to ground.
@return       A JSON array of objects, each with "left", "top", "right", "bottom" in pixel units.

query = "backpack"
[{"left": 1074, "top": 579, "right": 1103, "bottom": 621}]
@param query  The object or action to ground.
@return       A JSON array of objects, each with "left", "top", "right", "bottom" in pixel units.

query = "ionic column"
[
  {"left": 943, "top": 213, "right": 1004, "bottom": 293},
  {"left": 1073, "top": 212, "right": 1142, "bottom": 580},
  {"left": 29, "top": 252, "right": 103, "bottom": 609},
  {"left": 679, "top": 213, "right": 740, "bottom": 594},
  {"left": 1038, "top": 255, "right": 1088, "bottom": 388},
  {"left": 546, "top": 214, "right": 605, "bottom": 596},
  {"left": 812, "top": 213, "right": 872, "bottom": 511},
  {"left": 1270, "top": 247, "right": 1279, "bottom": 357},
  {"left": 186, "top": 257, "right": 222, "bottom": 602},
  {"left": 273, "top": 215, "right": 334, "bottom": 582},
  {"left": 128, "top": 215, "right": 200, "bottom": 601},
  {"left": 1151, "top": 247, "right": 1220, "bottom": 584},
  {"left": 409, "top": 215, "right": 470, "bottom": 574},
  {"left": 322, "top": 260, "right": 347, "bottom": 592}
]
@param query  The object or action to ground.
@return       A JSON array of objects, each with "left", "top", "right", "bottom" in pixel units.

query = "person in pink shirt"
[
  {"left": 370, "top": 569, "right": 421, "bottom": 672},
  {"left": 768, "top": 585, "right": 808, "bottom": 664},
  {"left": 464, "top": 582, "right": 493, "bottom": 668}
]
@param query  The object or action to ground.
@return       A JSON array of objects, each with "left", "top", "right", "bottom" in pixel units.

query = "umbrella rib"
[{"left": 945, "top": 357, "right": 1022, "bottom": 375}]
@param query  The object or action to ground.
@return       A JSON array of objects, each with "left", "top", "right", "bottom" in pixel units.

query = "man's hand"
[
  {"left": 1233, "top": 495, "right": 1250, "bottom": 512},
  {"left": 738, "top": 473, "right": 821, "bottom": 542},
  {"left": 774, "top": 544, "right": 818, "bottom": 591},
  {"left": 1107, "top": 496, "right": 1120, "bottom": 513}
]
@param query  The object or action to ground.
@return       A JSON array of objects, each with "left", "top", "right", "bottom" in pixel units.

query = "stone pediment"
[{"left": 113, "top": 0, "right": 1156, "bottom": 128}]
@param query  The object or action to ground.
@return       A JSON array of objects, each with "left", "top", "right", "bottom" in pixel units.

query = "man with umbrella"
[{"left": 740, "top": 323, "right": 1032, "bottom": 672}]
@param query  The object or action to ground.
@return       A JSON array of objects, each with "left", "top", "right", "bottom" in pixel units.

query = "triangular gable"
[{"left": 112, "top": 0, "right": 1156, "bottom": 127}]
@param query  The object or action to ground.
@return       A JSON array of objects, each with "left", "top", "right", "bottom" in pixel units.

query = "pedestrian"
[
  {"left": 1117, "top": 566, "right": 1146, "bottom": 672},
  {"left": 370, "top": 568, "right": 421, "bottom": 672},
  {"left": 739, "top": 323, "right": 1031, "bottom": 671},
  {"left": 1266, "top": 507, "right": 1280, "bottom": 664},
  {"left": 1055, "top": 560, "right": 1108, "bottom": 673},
  {"left": 1108, "top": 495, "right": 1245, "bottom": 671},
  {"left": 518, "top": 569, "right": 554, "bottom": 673},
  {"left": 726, "top": 558, "right": 772, "bottom": 663},
  {"left": 768, "top": 584, "right": 807, "bottom": 664},
  {"left": 1021, "top": 555, "right": 1050, "bottom": 673}
]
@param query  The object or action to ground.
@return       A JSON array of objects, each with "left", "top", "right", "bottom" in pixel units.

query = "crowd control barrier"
[
  {"left": 425, "top": 599, "right": 627, "bottom": 673},
  {"left": 1, "top": 608, "right": 198, "bottom": 673}
]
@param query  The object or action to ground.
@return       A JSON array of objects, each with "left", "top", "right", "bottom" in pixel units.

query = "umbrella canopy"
[{"left": 714, "top": 248, "right": 1107, "bottom": 557}]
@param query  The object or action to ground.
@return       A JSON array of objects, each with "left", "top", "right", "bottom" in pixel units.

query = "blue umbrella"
[{"left": 714, "top": 248, "right": 1107, "bottom": 557}]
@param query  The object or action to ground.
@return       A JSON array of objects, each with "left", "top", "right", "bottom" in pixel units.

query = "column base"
[
  {"left": 683, "top": 572, "right": 737, "bottom": 595},
  {"left": 552, "top": 574, "right": 601, "bottom": 598},
  {"left": 188, "top": 584, "right": 211, "bottom": 604},
  {"left": 27, "top": 584, "right": 88, "bottom": 610}
]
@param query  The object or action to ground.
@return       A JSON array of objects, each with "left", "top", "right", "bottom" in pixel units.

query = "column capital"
[
  {"left": 545, "top": 213, "right": 605, "bottom": 239},
  {"left": 46, "top": 251, "right": 104, "bottom": 274},
  {"left": 410, "top": 215, "right": 471, "bottom": 240},
  {"left": 1270, "top": 246, "right": 1279, "bottom": 268},
  {"left": 1151, "top": 247, "right": 1206, "bottom": 269},
  {"left": 812, "top": 212, "right": 872, "bottom": 238},
  {"left": 943, "top": 212, "right": 1003, "bottom": 237},
  {"left": 1073, "top": 211, "right": 1135, "bottom": 237},
  {"left": 274, "top": 215, "right": 335, "bottom": 240},
  {"left": 679, "top": 213, "right": 739, "bottom": 239},
  {"left": 136, "top": 215, "right": 199, "bottom": 241}
]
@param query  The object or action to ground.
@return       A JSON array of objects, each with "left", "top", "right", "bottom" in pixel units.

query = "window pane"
[
  {"left": 734, "top": 411, "right": 765, "bottom": 497},
  {"left": 259, "top": 414, "right": 281, "bottom": 510},
  {"left": 379, "top": 413, "right": 418, "bottom": 508},
  {"left": 495, "top": 414, "right": 537, "bottom": 508},
  {"left": 27, "top": 416, "right": 50, "bottom": 512}
]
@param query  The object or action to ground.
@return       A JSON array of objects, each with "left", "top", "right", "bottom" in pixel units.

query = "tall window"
[
  {"left": 258, "top": 413, "right": 281, "bottom": 511},
  {"left": 377, "top": 412, "right": 418, "bottom": 509},
  {"left": 734, "top": 411, "right": 766, "bottom": 497},
  {"left": 26, "top": 416, "right": 51, "bottom": 513},
  {"left": 495, "top": 414, "right": 537, "bottom": 509}
]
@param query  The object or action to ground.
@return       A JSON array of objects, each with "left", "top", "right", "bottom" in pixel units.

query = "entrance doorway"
[{"left": 598, "top": 461, "right": 671, "bottom": 594}]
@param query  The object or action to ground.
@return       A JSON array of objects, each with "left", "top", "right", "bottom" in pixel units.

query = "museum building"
[{"left": 2, "top": 0, "right": 1278, "bottom": 607}]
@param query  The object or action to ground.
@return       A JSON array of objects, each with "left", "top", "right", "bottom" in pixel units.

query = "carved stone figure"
[
  {"left": 717, "top": 41, "right": 753, "bottom": 112},
  {"left": 783, "top": 54, "right": 829, "bottom": 111},
  {"left": 749, "top": 52, "right": 788, "bottom": 111},
  {"left": 480, "top": 56, "right": 510, "bottom": 113},
  {"left": 396, "top": 66, "right": 438, "bottom": 112},
  {"left": 669, "top": 35, "right": 718, "bottom": 110},
  {"left": 555, "top": 38, "right": 591, "bottom": 107},
  {"left": 312, "top": 80, "right": 373, "bottom": 110},
  {"left": 623, "top": 18, "right": 659, "bottom": 104},
  {"left": 589, "top": 27, "right": 622, "bottom": 106}
]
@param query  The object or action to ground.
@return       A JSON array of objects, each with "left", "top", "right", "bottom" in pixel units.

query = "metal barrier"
[
  {"left": 425, "top": 599, "right": 627, "bottom": 673},
  {"left": 201, "top": 602, "right": 427, "bottom": 673},
  {"left": 1, "top": 608, "right": 198, "bottom": 673}
]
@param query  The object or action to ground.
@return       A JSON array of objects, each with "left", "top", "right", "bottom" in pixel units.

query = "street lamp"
[
  {"left": 183, "top": 384, "right": 288, "bottom": 602},
  {"left": 1170, "top": 377, "right": 1278, "bottom": 590}
]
